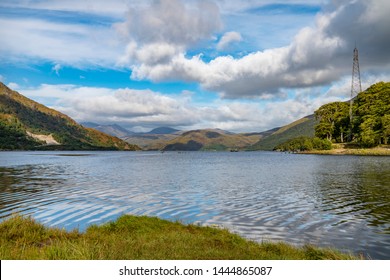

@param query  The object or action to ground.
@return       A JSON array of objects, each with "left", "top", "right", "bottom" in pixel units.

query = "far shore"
[{"left": 300, "top": 145, "right": 390, "bottom": 156}]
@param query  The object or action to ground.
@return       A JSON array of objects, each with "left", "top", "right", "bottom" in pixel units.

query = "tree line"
[{"left": 315, "top": 82, "right": 390, "bottom": 147}]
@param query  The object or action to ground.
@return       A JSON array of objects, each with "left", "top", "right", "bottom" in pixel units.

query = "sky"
[{"left": 0, "top": 0, "right": 389, "bottom": 133}]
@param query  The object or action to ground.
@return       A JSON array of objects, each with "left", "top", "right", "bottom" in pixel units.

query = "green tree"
[
  {"left": 315, "top": 102, "right": 350, "bottom": 142},
  {"left": 354, "top": 81, "right": 390, "bottom": 146},
  {"left": 381, "top": 115, "right": 390, "bottom": 144},
  {"left": 359, "top": 118, "right": 380, "bottom": 147},
  {"left": 274, "top": 137, "right": 331, "bottom": 152},
  {"left": 314, "top": 82, "right": 390, "bottom": 147}
]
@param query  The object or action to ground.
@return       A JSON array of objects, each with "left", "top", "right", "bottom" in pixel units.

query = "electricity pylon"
[{"left": 349, "top": 47, "right": 362, "bottom": 141}]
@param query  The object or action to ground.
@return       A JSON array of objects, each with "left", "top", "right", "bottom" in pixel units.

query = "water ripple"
[{"left": 0, "top": 151, "right": 389, "bottom": 259}]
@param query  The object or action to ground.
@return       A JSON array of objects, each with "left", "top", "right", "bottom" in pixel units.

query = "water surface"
[{"left": 0, "top": 151, "right": 389, "bottom": 259}]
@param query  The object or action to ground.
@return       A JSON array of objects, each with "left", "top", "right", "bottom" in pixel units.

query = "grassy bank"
[
  {"left": 301, "top": 144, "right": 390, "bottom": 156},
  {"left": 0, "top": 215, "right": 358, "bottom": 260}
]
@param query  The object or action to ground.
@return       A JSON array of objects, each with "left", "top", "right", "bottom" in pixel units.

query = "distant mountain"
[
  {"left": 154, "top": 118, "right": 316, "bottom": 152},
  {"left": 122, "top": 129, "right": 182, "bottom": 151},
  {"left": 122, "top": 127, "right": 283, "bottom": 151},
  {"left": 0, "top": 82, "right": 140, "bottom": 150},
  {"left": 123, "top": 134, "right": 178, "bottom": 150},
  {"left": 242, "top": 127, "right": 281, "bottom": 138},
  {"left": 80, "top": 122, "right": 99, "bottom": 128},
  {"left": 162, "top": 129, "right": 262, "bottom": 151},
  {"left": 81, "top": 122, "right": 134, "bottom": 138},
  {"left": 147, "top": 127, "right": 179, "bottom": 134},
  {"left": 249, "top": 115, "right": 317, "bottom": 151},
  {"left": 80, "top": 122, "right": 100, "bottom": 129}
]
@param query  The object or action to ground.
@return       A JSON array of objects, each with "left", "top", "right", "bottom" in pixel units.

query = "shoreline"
[
  {"left": 2, "top": 147, "right": 390, "bottom": 156},
  {"left": 0, "top": 214, "right": 359, "bottom": 260},
  {"left": 300, "top": 145, "right": 390, "bottom": 156}
]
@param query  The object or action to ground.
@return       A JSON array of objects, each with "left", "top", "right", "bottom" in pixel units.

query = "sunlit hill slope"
[{"left": 0, "top": 82, "right": 140, "bottom": 150}]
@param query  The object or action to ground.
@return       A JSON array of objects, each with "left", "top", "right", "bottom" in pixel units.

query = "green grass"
[
  {"left": 301, "top": 144, "right": 390, "bottom": 156},
  {"left": 0, "top": 214, "right": 360, "bottom": 260}
]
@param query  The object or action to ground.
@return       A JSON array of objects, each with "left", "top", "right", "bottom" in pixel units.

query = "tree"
[
  {"left": 315, "top": 122, "right": 333, "bottom": 141},
  {"left": 381, "top": 115, "right": 390, "bottom": 144},
  {"left": 274, "top": 137, "right": 331, "bottom": 152},
  {"left": 314, "top": 82, "right": 390, "bottom": 147},
  {"left": 354, "top": 82, "right": 390, "bottom": 145},
  {"left": 359, "top": 117, "right": 381, "bottom": 147},
  {"left": 315, "top": 102, "right": 350, "bottom": 142}
]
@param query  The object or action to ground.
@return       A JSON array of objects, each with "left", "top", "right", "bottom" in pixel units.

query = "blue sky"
[{"left": 0, "top": 0, "right": 389, "bottom": 132}]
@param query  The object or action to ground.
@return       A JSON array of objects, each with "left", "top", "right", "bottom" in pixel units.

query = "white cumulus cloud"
[
  {"left": 115, "top": 0, "right": 221, "bottom": 67},
  {"left": 126, "top": 0, "right": 390, "bottom": 99}
]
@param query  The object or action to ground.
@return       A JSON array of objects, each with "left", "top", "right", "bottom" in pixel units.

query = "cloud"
[
  {"left": 324, "top": 72, "right": 390, "bottom": 99},
  {"left": 17, "top": 82, "right": 353, "bottom": 133},
  {"left": 130, "top": 46, "right": 295, "bottom": 98},
  {"left": 0, "top": 74, "right": 4, "bottom": 82},
  {"left": 7, "top": 82, "right": 19, "bottom": 89},
  {"left": 126, "top": 0, "right": 390, "bottom": 99},
  {"left": 19, "top": 84, "right": 201, "bottom": 129},
  {"left": 116, "top": 0, "right": 221, "bottom": 47},
  {"left": 0, "top": 17, "right": 120, "bottom": 67},
  {"left": 2, "top": 0, "right": 389, "bottom": 131},
  {"left": 116, "top": 0, "right": 222, "bottom": 67},
  {"left": 52, "top": 64, "right": 62, "bottom": 76},
  {"left": 119, "top": 42, "right": 181, "bottom": 66},
  {"left": 322, "top": 0, "right": 390, "bottom": 68},
  {"left": 217, "top": 31, "right": 243, "bottom": 51},
  {"left": 20, "top": 84, "right": 112, "bottom": 99},
  {"left": 0, "top": 0, "right": 134, "bottom": 17},
  {"left": 4, "top": 0, "right": 388, "bottom": 100}
]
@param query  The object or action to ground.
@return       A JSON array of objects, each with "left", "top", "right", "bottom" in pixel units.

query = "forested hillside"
[
  {"left": 252, "top": 81, "right": 389, "bottom": 151},
  {"left": 315, "top": 81, "right": 390, "bottom": 147},
  {"left": 0, "top": 82, "right": 140, "bottom": 150}
]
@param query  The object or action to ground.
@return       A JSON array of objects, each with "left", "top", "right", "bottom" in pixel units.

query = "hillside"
[
  {"left": 123, "top": 133, "right": 180, "bottom": 150},
  {"left": 147, "top": 127, "right": 179, "bottom": 134},
  {"left": 162, "top": 129, "right": 262, "bottom": 151},
  {"left": 314, "top": 81, "right": 390, "bottom": 147},
  {"left": 0, "top": 82, "right": 140, "bottom": 150},
  {"left": 249, "top": 115, "right": 317, "bottom": 151},
  {"left": 81, "top": 122, "right": 134, "bottom": 138},
  {"left": 251, "top": 81, "right": 390, "bottom": 151}
]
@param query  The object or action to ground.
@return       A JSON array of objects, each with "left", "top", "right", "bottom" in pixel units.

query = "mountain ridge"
[
  {"left": 81, "top": 122, "right": 134, "bottom": 138},
  {"left": 249, "top": 115, "right": 317, "bottom": 151},
  {"left": 0, "top": 82, "right": 140, "bottom": 150},
  {"left": 161, "top": 128, "right": 262, "bottom": 151},
  {"left": 147, "top": 127, "right": 180, "bottom": 135}
]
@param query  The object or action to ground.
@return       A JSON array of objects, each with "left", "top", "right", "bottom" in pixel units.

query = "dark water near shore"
[{"left": 0, "top": 151, "right": 389, "bottom": 259}]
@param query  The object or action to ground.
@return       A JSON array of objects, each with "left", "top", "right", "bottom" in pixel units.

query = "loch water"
[{"left": 0, "top": 151, "right": 389, "bottom": 259}]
